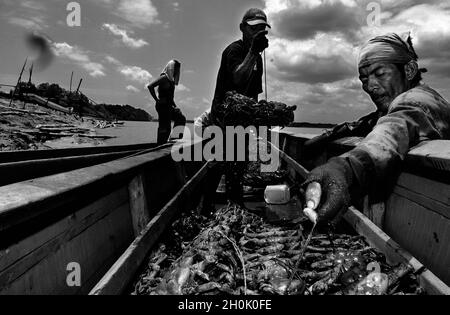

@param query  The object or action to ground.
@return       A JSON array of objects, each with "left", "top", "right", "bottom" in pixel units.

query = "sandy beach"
[{"left": 0, "top": 96, "right": 109, "bottom": 151}]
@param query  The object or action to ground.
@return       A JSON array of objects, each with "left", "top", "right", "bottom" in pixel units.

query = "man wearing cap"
[
  {"left": 210, "top": 8, "right": 271, "bottom": 117},
  {"left": 302, "top": 32, "right": 450, "bottom": 225},
  {"left": 197, "top": 8, "right": 271, "bottom": 211}
]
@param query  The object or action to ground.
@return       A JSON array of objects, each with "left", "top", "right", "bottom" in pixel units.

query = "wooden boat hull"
[
  {"left": 0, "top": 141, "right": 203, "bottom": 294},
  {"left": 0, "top": 136, "right": 448, "bottom": 295}
]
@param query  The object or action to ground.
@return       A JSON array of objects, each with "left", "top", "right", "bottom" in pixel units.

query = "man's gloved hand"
[
  {"left": 251, "top": 30, "right": 269, "bottom": 54},
  {"left": 302, "top": 157, "right": 354, "bottom": 224}
]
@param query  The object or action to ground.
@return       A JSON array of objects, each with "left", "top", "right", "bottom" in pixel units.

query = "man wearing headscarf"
[
  {"left": 302, "top": 32, "right": 450, "bottom": 225},
  {"left": 147, "top": 59, "right": 186, "bottom": 144}
]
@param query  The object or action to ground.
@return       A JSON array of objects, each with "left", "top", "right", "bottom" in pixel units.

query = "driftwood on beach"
[
  {"left": 38, "top": 127, "right": 94, "bottom": 133},
  {"left": 0, "top": 105, "right": 49, "bottom": 116},
  {"left": 25, "top": 130, "right": 116, "bottom": 139},
  {"left": 35, "top": 124, "right": 77, "bottom": 129},
  {"left": 15, "top": 123, "right": 119, "bottom": 140}
]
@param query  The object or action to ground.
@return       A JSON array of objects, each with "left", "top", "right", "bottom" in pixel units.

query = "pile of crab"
[
  {"left": 215, "top": 92, "right": 297, "bottom": 128},
  {"left": 130, "top": 204, "right": 424, "bottom": 295}
]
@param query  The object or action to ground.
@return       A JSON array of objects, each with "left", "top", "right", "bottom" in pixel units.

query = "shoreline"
[{"left": 0, "top": 96, "right": 113, "bottom": 151}]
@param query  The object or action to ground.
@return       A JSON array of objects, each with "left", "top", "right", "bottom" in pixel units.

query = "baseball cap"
[{"left": 242, "top": 8, "right": 271, "bottom": 28}]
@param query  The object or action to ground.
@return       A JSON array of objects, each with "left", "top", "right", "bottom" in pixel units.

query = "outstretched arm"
[{"left": 303, "top": 98, "right": 443, "bottom": 224}]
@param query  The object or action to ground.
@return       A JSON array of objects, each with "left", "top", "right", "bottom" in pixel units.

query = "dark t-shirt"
[
  {"left": 212, "top": 40, "right": 263, "bottom": 110},
  {"left": 157, "top": 75, "right": 175, "bottom": 106}
]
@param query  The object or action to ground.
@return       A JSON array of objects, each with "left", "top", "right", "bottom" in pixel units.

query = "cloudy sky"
[{"left": 1, "top": 0, "right": 449, "bottom": 123}]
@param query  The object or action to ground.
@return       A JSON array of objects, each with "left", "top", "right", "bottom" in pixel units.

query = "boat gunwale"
[{"left": 0, "top": 142, "right": 179, "bottom": 236}]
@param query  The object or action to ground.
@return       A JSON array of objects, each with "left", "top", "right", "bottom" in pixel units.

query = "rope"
[{"left": 264, "top": 50, "right": 268, "bottom": 101}]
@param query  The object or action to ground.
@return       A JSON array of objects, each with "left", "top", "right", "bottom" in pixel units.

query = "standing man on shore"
[{"left": 197, "top": 8, "right": 271, "bottom": 211}]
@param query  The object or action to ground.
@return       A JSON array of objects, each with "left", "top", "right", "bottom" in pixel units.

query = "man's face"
[
  {"left": 242, "top": 23, "right": 268, "bottom": 41},
  {"left": 359, "top": 62, "right": 408, "bottom": 112}
]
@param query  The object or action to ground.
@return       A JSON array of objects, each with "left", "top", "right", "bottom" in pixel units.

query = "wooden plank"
[
  {"left": 89, "top": 161, "right": 212, "bottom": 295},
  {"left": 344, "top": 207, "right": 450, "bottom": 295},
  {"left": 0, "top": 145, "right": 176, "bottom": 233},
  {"left": 1, "top": 203, "right": 134, "bottom": 295},
  {"left": 0, "top": 190, "right": 130, "bottom": 288},
  {"left": 0, "top": 150, "right": 145, "bottom": 187},
  {"left": 394, "top": 176, "right": 450, "bottom": 220},
  {"left": 393, "top": 185, "right": 450, "bottom": 220},
  {"left": 0, "top": 188, "right": 128, "bottom": 273},
  {"left": 128, "top": 174, "right": 150, "bottom": 236},
  {"left": 406, "top": 140, "right": 450, "bottom": 172},
  {"left": 362, "top": 197, "right": 385, "bottom": 229},
  {"left": 24, "top": 94, "right": 72, "bottom": 114},
  {"left": 385, "top": 194, "right": 450, "bottom": 285},
  {"left": 0, "top": 143, "right": 156, "bottom": 164},
  {"left": 371, "top": 203, "right": 385, "bottom": 228}
]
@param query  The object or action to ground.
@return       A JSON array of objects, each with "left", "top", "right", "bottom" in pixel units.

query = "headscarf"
[
  {"left": 161, "top": 59, "right": 180, "bottom": 85},
  {"left": 358, "top": 32, "right": 427, "bottom": 74}
]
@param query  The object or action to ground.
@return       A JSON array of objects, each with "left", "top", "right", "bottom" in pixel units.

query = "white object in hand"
[
  {"left": 306, "top": 201, "right": 315, "bottom": 209},
  {"left": 303, "top": 207, "right": 318, "bottom": 224}
]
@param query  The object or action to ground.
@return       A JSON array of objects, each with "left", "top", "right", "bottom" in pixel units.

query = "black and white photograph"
[{"left": 0, "top": 0, "right": 449, "bottom": 302}]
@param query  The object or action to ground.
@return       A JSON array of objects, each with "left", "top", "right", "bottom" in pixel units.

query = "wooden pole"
[
  {"left": 69, "top": 71, "right": 74, "bottom": 93},
  {"left": 28, "top": 63, "right": 34, "bottom": 84},
  {"left": 76, "top": 78, "right": 83, "bottom": 94},
  {"left": 9, "top": 58, "right": 28, "bottom": 106}
]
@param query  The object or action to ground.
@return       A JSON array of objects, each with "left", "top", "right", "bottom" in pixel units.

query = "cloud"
[
  {"left": 267, "top": 77, "right": 372, "bottom": 123},
  {"left": 20, "top": 1, "right": 46, "bottom": 11},
  {"left": 267, "top": 35, "right": 357, "bottom": 84},
  {"left": 173, "top": 2, "right": 180, "bottom": 11},
  {"left": 390, "top": 4, "right": 450, "bottom": 78},
  {"left": 105, "top": 55, "right": 122, "bottom": 66},
  {"left": 126, "top": 85, "right": 140, "bottom": 93},
  {"left": 263, "top": 0, "right": 359, "bottom": 86},
  {"left": 102, "top": 23, "right": 149, "bottom": 49},
  {"left": 52, "top": 42, "right": 105, "bottom": 77},
  {"left": 96, "top": 0, "right": 160, "bottom": 28},
  {"left": 4, "top": 0, "right": 48, "bottom": 30},
  {"left": 258, "top": 0, "right": 450, "bottom": 123},
  {"left": 7, "top": 16, "right": 46, "bottom": 30},
  {"left": 98, "top": 0, "right": 159, "bottom": 28},
  {"left": 105, "top": 55, "right": 154, "bottom": 84},
  {"left": 267, "top": 0, "right": 363, "bottom": 41},
  {"left": 120, "top": 65, "right": 153, "bottom": 83},
  {"left": 177, "top": 84, "right": 190, "bottom": 92}
]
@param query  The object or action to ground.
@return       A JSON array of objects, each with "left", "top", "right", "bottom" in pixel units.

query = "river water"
[{"left": 96, "top": 121, "right": 326, "bottom": 146}]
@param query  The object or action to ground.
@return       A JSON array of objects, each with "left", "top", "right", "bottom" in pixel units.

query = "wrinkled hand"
[
  {"left": 251, "top": 30, "right": 269, "bottom": 54},
  {"left": 303, "top": 157, "right": 353, "bottom": 224}
]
